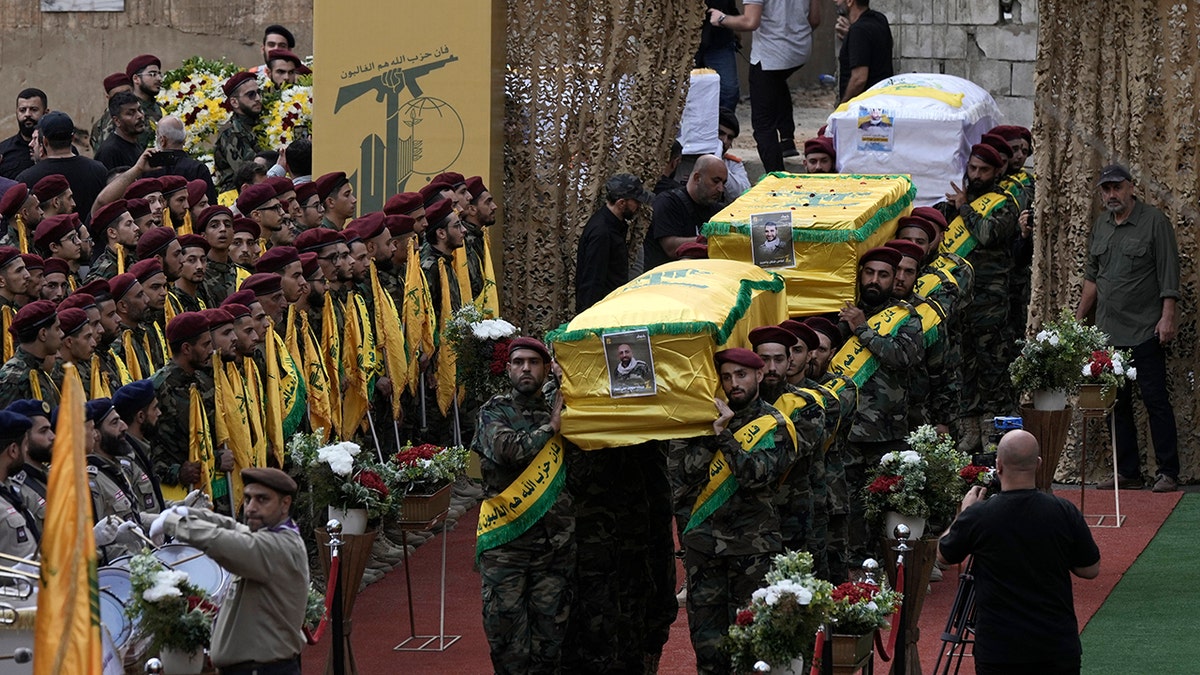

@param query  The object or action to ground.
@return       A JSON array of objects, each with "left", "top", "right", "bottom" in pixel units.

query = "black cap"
[
  {"left": 38, "top": 112, "right": 75, "bottom": 142},
  {"left": 1097, "top": 164, "right": 1133, "bottom": 186},
  {"left": 605, "top": 174, "right": 653, "bottom": 203}
]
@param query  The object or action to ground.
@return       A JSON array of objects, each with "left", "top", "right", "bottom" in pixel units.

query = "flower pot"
[
  {"left": 883, "top": 511, "right": 926, "bottom": 540},
  {"left": 1032, "top": 389, "right": 1068, "bottom": 411},
  {"left": 399, "top": 482, "right": 453, "bottom": 526},
  {"left": 831, "top": 632, "right": 874, "bottom": 674},
  {"left": 327, "top": 506, "right": 368, "bottom": 535},
  {"left": 1078, "top": 383, "right": 1117, "bottom": 410},
  {"left": 769, "top": 655, "right": 805, "bottom": 674},
  {"left": 159, "top": 647, "right": 205, "bottom": 674}
]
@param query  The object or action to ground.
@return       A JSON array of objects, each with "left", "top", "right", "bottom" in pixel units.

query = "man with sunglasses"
[{"left": 214, "top": 72, "right": 265, "bottom": 194}]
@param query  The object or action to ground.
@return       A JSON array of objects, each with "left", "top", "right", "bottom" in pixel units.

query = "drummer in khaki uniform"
[
  {"left": 85, "top": 398, "right": 148, "bottom": 563},
  {"left": 0, "top": 410, "right": 39, "bottom": 560},
  {"left": 153, "top": 467, "right": 307, "bottom": 675}
]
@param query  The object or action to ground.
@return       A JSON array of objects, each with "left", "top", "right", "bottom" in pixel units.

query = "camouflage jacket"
[
  {"left": 473, "top": 386, "right": 574, "bottom": 556},
  {"left": 137, "top": 96, "right": 162, "bottom": 148},
  {"left": 771, "top": 385, "right": 828, "bottom": 548},
  {"left": 464, "top": 222, "right": 487, "bottom": 299},
  {"left": 0, "top": 218, "right": 31, "bottom": 252},
  {"left": 902, "top": 293, "right": 955, "bottom": 427},
  {"left": 95, "top": 341, "right": 130, "bottom": 392},
  {"left": 203, "top": 258, "right": 240, "bottom": 306},
  {"left": 420, "top": 242, "right": 462, "bottom": 321},
  {"left": 668, "top": 397, "right": 794, "bottom": 557},
  {"left": 85, "top": 247, "right": 121, "bottom": 282},
  {"left": 845, "top": 299, "right": 923, "bottom": 445},
  {"left": 151, "top": 362, "right": 216, "bottom": 488},
  {"left": 0, "top": 347, "right": 60, "bottom": 409},
  {"left": 376, "top": 259, "right": 406, "bottom": 311},
  {"left": 213, "top": 114, "right": 260, "bottom": 193},
  {"left": 170, "top": 286, "right": 209, "bottom": 314},
  {"left": 111, "top": 323, "right": 155, "bottom": 383},
  {"left": 956, "top": 192, "right": 1020, "bottom": 296},
  {"left": 90, "top": 107, "right": 115, "bottom": 153}
]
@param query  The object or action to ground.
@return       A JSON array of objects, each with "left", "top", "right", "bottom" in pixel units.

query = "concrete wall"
[
  {"left": 0, "top": 0, "right": 312, "bottom": 133},
  {"left": 886, "top": 0, "right": 1037, "bottom": 124}
]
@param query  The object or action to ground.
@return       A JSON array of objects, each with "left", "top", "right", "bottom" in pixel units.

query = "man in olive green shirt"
[{"left": 1076, "top": 164, "right": 1180, "bottom": 493}]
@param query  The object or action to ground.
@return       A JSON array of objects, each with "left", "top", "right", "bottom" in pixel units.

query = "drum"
[
  {"left": 97, "top": 566, "right": 132, "bottom": 601},
  {"left": 154, "top": 544, "right": 231, "bottom": 605},
  {"left": 98, "top": 589, "right": 131, "bottom": 653}
]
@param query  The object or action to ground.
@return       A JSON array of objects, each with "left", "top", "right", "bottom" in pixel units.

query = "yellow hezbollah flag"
[
  {"left": 341, "top": 294, "right": 371, "bottom": 435},
  {"left": 370, "top": 262, "right": 408, "bottom": 419},
  {"left": 834, "top": 83, "right": 965, "bottom": 114},
  {"left": 319, "top": 299, "right": 342, "bottom": 438},
  {"left": 702, "top": 173, "right": 914, "bottom": 316},
  {"left": 452, "top": 246, "right": 472, "bottom": 313},
  {"left": 241, "top": 358, "right": 269, "bottom": 468},
  {"left": 435, "top": 258, "right": 460, "bottom": 416},
  {"left": 2, "top": 305, "right": 13, "bottom": 362},
  {"left": 34, "top": 364, "right": 102, "bottom": 675},
  {"left": 547, "top": 259, "right": 787, "bottom": 450},
  {"left": 263, "top": 321, "right": 287, "bottom": 467},
  {"left": 475, "top": 230, "right": 500, "bottom": 318},
  {"left": 88, "top": 355, "right": 110, "bottom": 399},
  {"left": 213, "top": 354, "right": 251, "bottom": 511},
  {"left": 298, "top": 310, "right": 334, "bottom": 443},
  {"left": 403, "top": 238, "right": 436, "bottom": 394},
  {"left": 188, "top": 384, "right": 215, "bottom": 498}
]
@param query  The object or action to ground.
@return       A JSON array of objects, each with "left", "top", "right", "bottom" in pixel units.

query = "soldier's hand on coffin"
[{"left": 713, "top": 398, "right": 735, "bottom": 434}]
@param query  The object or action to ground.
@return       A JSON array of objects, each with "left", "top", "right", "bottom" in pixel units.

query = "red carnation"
[
  {"left": 354, "top": 470, "right": 389, "bottom": 498},
  {"left": 868, "top": 475, "right": 903, "bottom": 494},
  {"left": 735, "top": 609, "right": 754, "bottom": 626}
]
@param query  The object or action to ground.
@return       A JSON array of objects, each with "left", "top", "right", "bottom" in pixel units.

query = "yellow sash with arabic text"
[
  {"left": 475, "top": 434, "right": 566, "bottom": 559},
  {"left": 684, "top": 413, "right": 788, "bottom": 534},
  {"left": 940, "top": 191, "right": 1007, "bottom": 258},
  {"left": 829, "top": 304, "right": 913, "bottom": 387}
]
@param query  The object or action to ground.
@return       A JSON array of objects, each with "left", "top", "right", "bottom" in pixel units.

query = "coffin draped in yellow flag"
[
  {"left": 34, "top": 364, "right": 102, "bottom": 675},
  {"left": 547, "top": 259, "right": 788, "bottom": 450}
]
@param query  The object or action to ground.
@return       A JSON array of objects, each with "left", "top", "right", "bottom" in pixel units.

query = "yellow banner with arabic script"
[
  {"left": 475, "top": 434, "right": 566, "bottom": 558},
  {"left": 684, "top": 413, "right": 790, "bottom": 534}
]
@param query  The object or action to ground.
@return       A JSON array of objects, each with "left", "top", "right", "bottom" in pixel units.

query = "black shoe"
[
  {"left": 1097, "top": 475, "right": 1142, "bottom": 490},
  {"left": 781, "top": 146, "right": 799, "bottom": 158}
]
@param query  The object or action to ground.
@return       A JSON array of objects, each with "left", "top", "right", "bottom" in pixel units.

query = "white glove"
[
  {"left": 114, "top": 520, "right": 142, "bottom": 547},
  {"left": 182, "top": 489, "right": 211, "bottom": 509},
  {"left": 148, "top": 505, "right": 191, "bottom": 545},
  {"left": 93, "top": 516, "right": 121, "bottom": 547}
]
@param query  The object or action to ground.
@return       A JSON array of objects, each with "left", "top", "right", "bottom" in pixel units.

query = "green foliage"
[
  {"left": 287, "top": 431, "right": 399, "bottom": 520},
  {"left": 1009, "top": 308, "right": 1109, "bottom": 394},
  {"left": 863, "top": 425, "right": 969, "bottom": 525},
  {"left": 125, "top": 550, "right": 216, "bottom": 654},
  {"left": 161, "top": 56, "right": 241, "bottom": 88},
  {"left": 828, "top": 579, "right": 903, "bottom": 635}
]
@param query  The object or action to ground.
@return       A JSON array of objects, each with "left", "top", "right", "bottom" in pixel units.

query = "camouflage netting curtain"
[
  {"left": 1033, "top": 1, "right": 1200, "bottom": 482},
  {"left": 502, "top": 2, "right": 701, "bottom": 336}
]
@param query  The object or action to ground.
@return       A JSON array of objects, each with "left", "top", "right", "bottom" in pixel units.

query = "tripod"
[{"left": 933, "top": 556, "right": 977, "bottom": 675}]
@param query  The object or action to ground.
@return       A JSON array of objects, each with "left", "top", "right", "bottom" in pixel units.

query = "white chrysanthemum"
[
  {"left": 318, "top": 442, "right": 360, "bottom": 476},
  {"left": 1127, "top": 367, "right": 1137, "bottom": 380},
  {"left": 1048, "top": 334, "right": 1060, "bottom": 346},
  {"left": 899, "top": 450, "right": 921, "bottom": 464},
  {"left": 1036, "top": 330, "right": 1052, "bottom": 343},
  {"left": 1082, "top": 363, "right": 1093, "bottom": 377},
  {"left": 1113, "top": 362, "right": 1124, "bottom": 376}
]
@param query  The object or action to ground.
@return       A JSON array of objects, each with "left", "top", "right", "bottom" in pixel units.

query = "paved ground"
[{"left": 729, "top": 86, "right": 839, "bottom": 183}]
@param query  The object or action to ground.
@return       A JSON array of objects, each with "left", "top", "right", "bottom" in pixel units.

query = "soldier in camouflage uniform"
[
  {"left": 0, "top": 184, "right": 41, "bottom": 252},
  {"left": 473, "top": 337, "right": 574, "bottom": 675},
  {"left": 89, "top": 73, "right": 133, "bottom": 154},
  {"left": 108, "top": 274, "right": 156, "bottom": 380},
  {"left": 669, "top": 348, "right": 795, "bottom": 675},
  {"left": 0, "top": 301, "right": 63, "bottom": 409},
  {"left": 461, "top": 176, "right": 498, "bottom": 300},
  {"left": 197, "top": 206, "right": 239, "bottom": 305},
  {"left": 837, "top": 247, "right": 924, "bottom": 567},
  {"left": 213, "top": 72, "right": 264, "bottom": 193},
  {"left": 0, "top": 411, "right": 40, "bottom": 559},
  {"left": 420, "top": 199, "right": 465, "bottom": 319},
  {"left": 85, "top": 201, "right": 137, "bottom": 283},
  {"left": 126, "top": 54, "right": 163, "bottom": 148},
  {"left": 885, "top": 239, "right": 954, "bottom": 431}
]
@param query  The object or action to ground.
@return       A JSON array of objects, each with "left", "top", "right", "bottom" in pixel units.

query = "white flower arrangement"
[
  {"left": 317, "top": 441, "right": 362, "bottom": 477},
  {"left": 471, "top": 318, "right": 517, "bottom": 341},
  {"left": 142, "top": 569, "right": 189, "bottom": 603}
]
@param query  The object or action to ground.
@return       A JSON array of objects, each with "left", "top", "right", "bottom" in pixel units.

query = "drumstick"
[
  {"left": 0, "top": 552, "right": 38, "bottom": 567},
  {"left": 0, "top": 565, "right": 38, "bottom": 581},
  {"left": 130, "top": 526, "right": 159, "bottom": 549},
  {"left": 166, "top": 551, "right": 209, "bottom": 566}
]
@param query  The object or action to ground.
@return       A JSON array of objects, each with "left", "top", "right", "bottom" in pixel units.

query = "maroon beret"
[
  {"left": 125, "top": 178, "right": 163, "bottom": 200},
  {"left": 20, "top": 254, "right": 43, "bottom": 271},
  {"left": 383, "top": 192, "right": 422, "bottom": 216},
  {"left": 294, "top": 182, "right": 319, "bottom": 205},
  {"left": 241, "top": 273, "right": 282, "bottom": 297},
  {"left": 32, "top": 174, "right": 70, "bottom": 202},
  {"left": 158, "top": 175, "right": 188, "bottom": 197},
  {"left": 779, "top": 319, "right": 819, "bottom": 350},
  {"left": 436, "top": 171, "right": 466, "bottom": 188},
  {"left": 58, "top": 293, "right": 96, "bottom": 312},
  {"left": 135, "top": 226, "right": 177, "bottom": 259},
  {"left": 200, "top": 307, "right": 235, "bottom": 328},
  {"left": 222, "top": 289, "right": 257, "bottom": 308},
  {"left": 91, "top": 200, "right": 130, "bottom": 235},
  {"left": 465, "top": 176, "right": 487, "bottom": 200},
  {"left": 109, "top": 273, "right": 139, "bottom": 302},
  {"left": 10, "top": 300, "right": 58, "bottom": 338},
  {"left": 970, "top": 143, "right": 1005, "bottom": 169},
  {"left": 675, "top": 241, "right": 709, "bottom": 259},
  {"left": 804, "top": 136, "right": 836, "bottom": 160},
  {"left": 314, "top": 172, "right": 349, "bottom": 201},
  {"left": 232, "top": 217, "right": 261, "bottom": 239},
  {"left": 222, "top": 71, "right": 258, "bottom": 98},
  {"left": 264, "top": 176, "right": 296, "bottom": 197},
  {"left": 860, "top": 246, "right": 903, "bottom": 269},
  {"left": 979, "top": 132, "right": 1013, "bottom": 159},
  {"left": 419, "top": 180, "right": 454, "bottom": 206},
  {"left": 125, "top": 54, "right": 161, "bottom": 79},
  {"left": 77, "top": 279, "right": 112, "bottom": 301},
  {"left": 884, "top": 239, "right": 926, "bottom": 261},
  {"left": 748, "top": 325, "right": 798, "bottom": 349},
  {"left": 58, "top": 308, "right": 89, "bottom": 337},
  {"left": 128, "top": 258, "right": 165, "bottom": 284},
  {"left": 43, "top": 258, "right": 70, "bottom": 277},
  {"left": 895, "top": 216, "right": 936, "bottom": 241},
  {"left": 0, "top": 246, "right": 21, "bottom": 270},
  {"left": 177, "top": 234, "right": 210, "bottom": 254},
  {"left": 266, "top": 49, "right": 303, "bottom": 67},
  {"left": 714, "top": 347, "right": 765, "bottom": 370},
  {"left": 186, "top": 180, "right": 209, "bottom": 208},
  {"left": 126, "top": 198, "right": 152, "bottom": 221},
  {"left": 236, "top": 183, "right": 277, "bottom": 214},
  {"left": 425, "top": 198, "right": 454, "bottom": 229},
  {"left": 341, "top": 227, "right": 362, "bottom": 245},
  {"left": 295, "top": 227, "right": 342, "bottom": 253},
  {"left": 166, "top": 311, "right": 210, "bottom": 344},
  {"left": 255, "top": 246, "right": 300, "bottom": 274},
  {"left": 346, "top": 212, "right": 386, "bottom": 241},
  {"left": 196, "top": 205, "right": 234, "bottom": 232},
  {"left": 34, "top": 214, "right": 77, "bottom": 250},
  {"left": 223, "top": 303, "right": 251, "bottom": 320},
  {"left": 300, "top": 252, "right": 320, "bottom": 279},
  {"left": 103, "top": 72, "right": 132, "bottom": 93},
  {"left": 910, "top": 206, "right": 948, "bottom": 232},
  {"left": 386, "top": 214, "right": 415, "bottom": 237},
  {"left": 508, "top": 336, "right": 551, "bottom": 362},
  {"left": 804, "top": 317, "right": 840, "bottom": 343},
  {"left": 990, "top": 124, "right": 1032, "bottom": 146},
  {"left": 0, "top": 184, "right": 28, "bottom": 218}
]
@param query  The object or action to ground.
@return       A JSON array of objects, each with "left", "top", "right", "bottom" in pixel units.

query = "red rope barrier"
[
  {"left": 808, "top": 627, "right": 827, "bottom": 675},
  {"left": 874, "top": 561, "right": 904, "bottom": 662},
  {"left": 304, "top": 553, "right": 341, "bottom": 645}
]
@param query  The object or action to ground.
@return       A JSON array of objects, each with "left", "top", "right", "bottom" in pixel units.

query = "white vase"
[
  {"left": 883, "top": 511, "right": 926, "bottom": 539},
  {"left": 1031, "top": 389, "right": 1068, "bottom": 411},
  {"left": 159, "top": 647, "right": 204, "bottom": 674},
  {"left": 764, "top": 656, "right": 804, "bottom": 674},
  {"left": 327, "top": 506, "right": 368, "bottom": 535}
]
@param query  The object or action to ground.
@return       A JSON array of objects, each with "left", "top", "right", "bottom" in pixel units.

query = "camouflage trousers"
[
  {"left": 823, "top": 444, "right": 850, "bottom": 582},
  {"left": 959, "top": 284, "right": 1016, "bottom": 422},
  {"left": 684, "top": 549, "right": 773, "bottom": 675},
  {"left": 806, "top": 452, "right": 830, "bottom": 580},
  {"left": 480, "top": 542, "right": 574, "bottom": 675},
  {"left": 845, "top": 439, "right": 909, "bottom": 569}
]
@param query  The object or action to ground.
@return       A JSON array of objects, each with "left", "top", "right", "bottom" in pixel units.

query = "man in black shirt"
[
  {"left": 835, "top": 0, "right": 894, "bottom": 101},
  {"left": 574, "top": 173, "right": 654, "bottom": 313},
  {"left": 147, "top": 116, "right": 217, "bottom": 205},
  {"left": 94, "top": 92, "right": 147, "bottom": 172},
  {"left": 938, "top": 430, "right": 1100, "bottom": 674},
  {"left": 16, "top": 113, "right": 108, "bottom": 219},
  {"left": 0, "top": 88, "right": 46, "bottom": 180},
  {"left": 643, "top": 154, "right": 727, "bottom": 271}
]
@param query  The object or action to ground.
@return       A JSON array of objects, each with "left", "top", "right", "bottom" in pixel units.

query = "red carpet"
[{"left": 304, "top": 487, "right": 1179, "bottom": 674}]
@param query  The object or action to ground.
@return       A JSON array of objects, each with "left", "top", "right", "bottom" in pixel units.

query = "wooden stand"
[
  {"left": 1019, "top": 405, "right": 1072, "bottom": 492},
  {"left": 880, "top": 538, "right": 938, "bottom": 675},
  {"left": 316, "top": 527, "right": 378, "bottom": 675},
  {"left": 831, "top": 632, "right": 875, "bottom": 674}
]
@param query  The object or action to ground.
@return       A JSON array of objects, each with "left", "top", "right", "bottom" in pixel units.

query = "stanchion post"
[
  {"left": 891, "top": 524, "right": 911, "bottom": 674},
  {"left": 329, "top": 519, "right": 345, "bottom": 675},
  {"left": 144, "top": 657, "right": 163, "bottom": 674}
]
